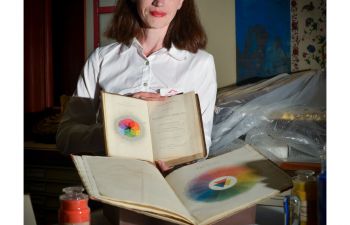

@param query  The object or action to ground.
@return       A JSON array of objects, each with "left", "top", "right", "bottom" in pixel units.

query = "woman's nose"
[{"left": 152, "top": 0, "right": 165, "bottom": 7}]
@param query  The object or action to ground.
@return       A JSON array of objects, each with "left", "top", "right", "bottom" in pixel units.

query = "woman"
[
  {"left": 55, "top": 1, "right": 260, "bottom": 224},
  {"left": 56, "top": 0, "right": 217, "bottom": 159},
  {"left": 56, "top": 1, "right": 217, "bottom": 224}
]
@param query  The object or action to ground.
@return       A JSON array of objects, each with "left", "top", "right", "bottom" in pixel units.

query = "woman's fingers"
[{"left": 132, "top": 92, "right": 168, "bottom": 101}]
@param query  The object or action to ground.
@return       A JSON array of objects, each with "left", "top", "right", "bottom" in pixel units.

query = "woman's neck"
[{"left": 138, "top": 26, "right": 169, "bottom": 57}]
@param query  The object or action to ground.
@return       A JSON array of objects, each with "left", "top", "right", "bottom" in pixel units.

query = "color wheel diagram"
[
  {"left": 117, "top": 118, "right": 141, "bottom": 138},
  {"left": 187, "top": 166, "right": 260, "bottom": 202}
]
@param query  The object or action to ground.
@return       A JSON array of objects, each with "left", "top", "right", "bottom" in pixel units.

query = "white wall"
[
  {"left": 85, "top": 0, "right": 94, "bottom": 58},
  {"left": 195, "top": 0, "right": 236, "bottom": 87}
]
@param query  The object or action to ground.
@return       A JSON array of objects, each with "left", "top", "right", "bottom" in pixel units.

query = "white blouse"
[{"left": 57, "top": 39, "right": 217, "bottom": 155}]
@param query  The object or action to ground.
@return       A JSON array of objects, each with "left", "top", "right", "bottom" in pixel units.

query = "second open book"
[
  {"left": 101, "top": 91, "right": 206, "bottom": 167},
  {"left": 72, "top": 145, "right": 292, "bottom": 225}
]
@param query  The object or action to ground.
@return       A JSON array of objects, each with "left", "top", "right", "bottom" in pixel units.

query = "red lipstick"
[{"left": 150, "top": 11, "right": 166, "bottom": 17}]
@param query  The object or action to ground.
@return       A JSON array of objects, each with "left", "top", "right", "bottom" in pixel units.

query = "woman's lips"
[{"left": 150, "top": 11, "right": 166, "bottom": 17}]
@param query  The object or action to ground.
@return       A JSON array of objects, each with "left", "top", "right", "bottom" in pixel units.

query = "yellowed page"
[
  {"left": 147, "top": 92, "right": 205, "bottom": 164},
  {"left": 72, "top": 155, "right": 196, "bottom": 224},
  {"left": 102, "top": 92, "right": 153, "bottom": 162},
  {"left": 165, "top": 145, "right": 292, "bottom": 225},
  {"left": 95, "top": 197, "right": 192, "bottom": 225}
]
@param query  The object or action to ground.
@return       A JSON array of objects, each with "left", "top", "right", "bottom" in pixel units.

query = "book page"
[
  {"left": 73, "top": 155, "right": 195, "bottom": 224},
  {"left": 147, "top": 92, "right": 205, "bottom": 166},
  {"left": 165, "top": 145, "right": 292, "bottom": 225},
  {"left": 102, "top": 92, "right": 154, "bottom": 162}
]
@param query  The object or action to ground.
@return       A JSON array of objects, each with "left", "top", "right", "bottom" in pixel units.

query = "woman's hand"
[{"left": 131, "top": 92, "right": 167, "bottom": 101}]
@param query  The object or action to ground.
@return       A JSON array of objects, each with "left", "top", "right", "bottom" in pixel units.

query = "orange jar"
[{"left": 58, "top": 186, "right": 90, "bottom": 225}]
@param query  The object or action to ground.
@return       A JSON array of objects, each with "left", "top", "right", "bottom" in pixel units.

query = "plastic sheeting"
[{"left": 209, "top": 70, "right": 326, "bottom": 162}]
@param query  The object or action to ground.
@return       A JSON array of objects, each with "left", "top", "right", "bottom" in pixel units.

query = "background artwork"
[
  {"left": 235, "top": 0, "right": 291, "bottom": 83},
  {"left": 291, "top": 0, "right": 326, "bottom": 71},
  {"left": 186, "top": 166, "right": 259, "bottom": 202}
]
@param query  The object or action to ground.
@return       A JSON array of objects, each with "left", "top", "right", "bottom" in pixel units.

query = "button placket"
[{"left": 141, "top": 60, "right": 151, "bottom": 91}]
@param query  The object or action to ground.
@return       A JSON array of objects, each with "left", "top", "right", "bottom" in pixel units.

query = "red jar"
[{"left": 58, "top": 186, "right": 90, "bottom": 225}]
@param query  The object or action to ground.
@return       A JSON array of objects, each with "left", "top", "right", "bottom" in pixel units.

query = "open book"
[
  {"left": 101, "top": 91, "right": 206, "bottom": 167},
  {"left": 72, "top": 145, "right": 292, "bottom": 225}
]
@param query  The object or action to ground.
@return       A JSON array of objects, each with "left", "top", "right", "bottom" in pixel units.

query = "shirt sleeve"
[
  {"left": 56, "top": 49, "right": 105, "bottom": 155},
  {"left": 75, "top": 49, "right": 101, "bottom": 98},
  {"left": 196, "top": 54, "right": 217, "bottom": 155}
]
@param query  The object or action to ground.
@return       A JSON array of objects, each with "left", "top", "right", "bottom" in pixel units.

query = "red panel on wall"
[
  {"left": 93, "top": 0, "right": 116, "bottom": 48},
  {"left": 24, "top": 0, "right": 53, "bottom": 112}
]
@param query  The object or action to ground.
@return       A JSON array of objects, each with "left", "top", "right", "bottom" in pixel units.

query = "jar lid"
[{"left": 60, "top": 186, "right": 88, "bottom": 200}]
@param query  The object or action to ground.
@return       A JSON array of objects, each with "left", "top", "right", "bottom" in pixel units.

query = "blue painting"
[{"left": 236, "top": 0, "right": 291, "bottom": 83}]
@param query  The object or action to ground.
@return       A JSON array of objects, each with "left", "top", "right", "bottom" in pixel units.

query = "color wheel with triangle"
[{"left": 187, "top": 166, "right": 259, "bottom": 202}]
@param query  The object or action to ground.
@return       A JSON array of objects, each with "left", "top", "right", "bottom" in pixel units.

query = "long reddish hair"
[{"left": 105, "top": 0, "right": 207, "bottom": 53}]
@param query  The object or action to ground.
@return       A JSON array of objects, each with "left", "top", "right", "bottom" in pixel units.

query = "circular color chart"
[
  {"left": 118, "top": 118, "right": 141, "bottom": 138},
  {"left": 187, "top": 166, "right": 259, "bottom": 202}
]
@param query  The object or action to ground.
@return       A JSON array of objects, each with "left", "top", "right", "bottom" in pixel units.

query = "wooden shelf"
[
  {"left": 24, "top": 141, "right": 82, "bottom": 225},
  {"left": 24, "top": 141, "right": 57, "bottom": 151}
]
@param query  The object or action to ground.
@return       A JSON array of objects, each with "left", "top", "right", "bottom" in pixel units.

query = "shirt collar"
[
  {"left": 119, "top": 38, "right": 140, "bottom": 54},
  {"left": 120, "top": 38, "right": 187, "bottom": 61},
  {"left": 167, "top": 44, "right": 187, "bottom": 61}
]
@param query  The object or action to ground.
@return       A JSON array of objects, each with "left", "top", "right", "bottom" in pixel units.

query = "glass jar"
[
  {"left": 317, "top": 148, "right": 326, "bottom": 225},
  {"left": 292, "top": 170, "right": 317, "bottom": 225},
  {"left": 58, "top": 186, "right": 90, "bottom": 225}
]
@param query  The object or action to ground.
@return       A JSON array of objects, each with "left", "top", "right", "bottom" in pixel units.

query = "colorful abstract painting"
[
  {"left": 236, "top": 0, "right": 291, "bottom": 83},
  {"left": 186, "top": 166, "right": 260, "bottom": 202},
  {"left": 291, "top": 0, "right": 326, "bottom": 71}
]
